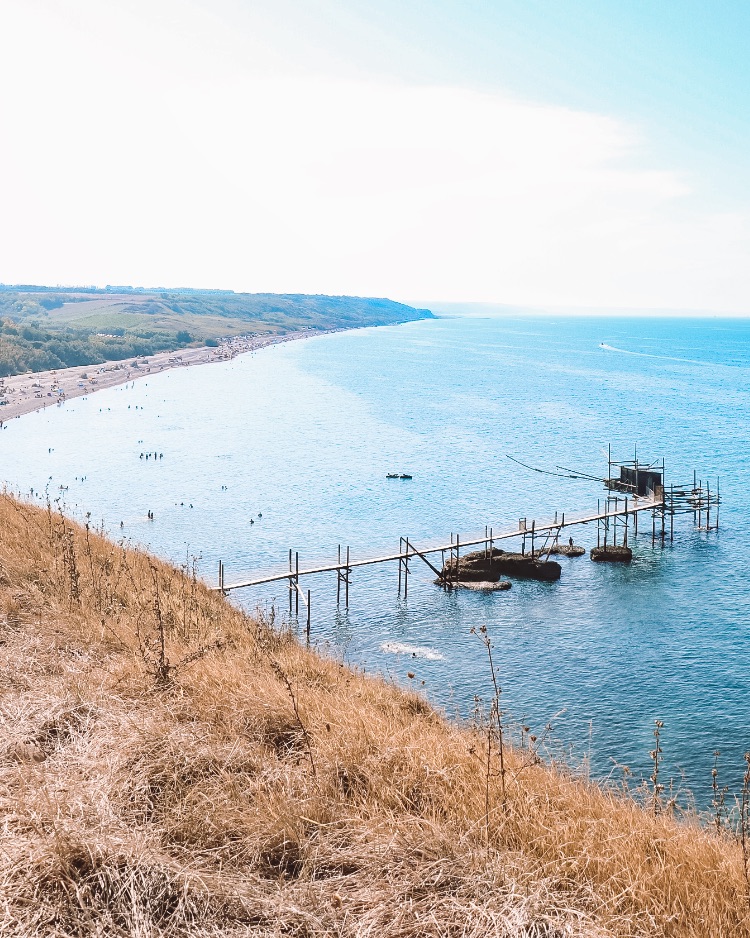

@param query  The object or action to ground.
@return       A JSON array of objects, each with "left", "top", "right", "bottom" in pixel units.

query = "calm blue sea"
[{"left": 2, "top": 314, "right": 749, "bottom": 805}]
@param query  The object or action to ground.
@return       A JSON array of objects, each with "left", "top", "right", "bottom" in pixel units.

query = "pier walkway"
[{"left": 218, "top": 492, "right": 664, "bottom": 593}]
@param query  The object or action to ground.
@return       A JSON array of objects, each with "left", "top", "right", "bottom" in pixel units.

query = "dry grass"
[{"left": 0, "top": 491, "right": 747, "bottom": 937}]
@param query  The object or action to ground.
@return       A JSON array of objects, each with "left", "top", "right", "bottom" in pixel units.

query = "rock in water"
[
  {"left": 548, "top": 544, "right": 586, "bottom": 557},
  {"left": 590, "top": 545, "right": 632, "bottom": 563},
  {"left": 456, "top": 579, "right": 512, "bottom": 591},
  {"left": 440, "top": 547, "right": 561, "bottom": 583}
]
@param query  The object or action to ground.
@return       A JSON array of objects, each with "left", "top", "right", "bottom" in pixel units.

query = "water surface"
[{"left": 3, "top": 314, "right": 748, "bottom": 804}]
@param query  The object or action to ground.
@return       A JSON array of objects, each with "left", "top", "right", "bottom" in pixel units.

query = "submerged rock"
[
  {"left": 590, "top": 545, "right": 632, "bottom": 563},
  {"left": 548, "top": 544, "right": 586, "bottom": 557},
  {"left": 456, "top": 579, "right": 512, "bottom": 592},
  {"left": 439, "top": 547, "right": 561, "bottom": 583}
]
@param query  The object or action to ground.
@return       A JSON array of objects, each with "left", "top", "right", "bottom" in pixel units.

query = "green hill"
[{"left": 0, "top": 287, "right": 434, "bottom": 377}]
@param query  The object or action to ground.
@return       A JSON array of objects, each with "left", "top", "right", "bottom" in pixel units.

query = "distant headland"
[{"left": 0, "top": 286, "right": 434, "bottom": 379}]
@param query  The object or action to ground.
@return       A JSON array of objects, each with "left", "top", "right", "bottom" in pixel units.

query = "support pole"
[
  {"left": 288, "top": 549, "right": 293, "bottom": 613},
  {"left": 613, "top": 498, "right": 617, "bottom": 547},
  {"left": 693, "top": 469, "right": 698, "bottom": 524},
  {"left": 295, "top": 551, "right": 299, "bottom": 616},
  {"left": 670, "top": 485, "right": 674, "bottom": 543},
  {"left": 716, "top": 477, "right": 720, "bottom": 530},
  {"left": 623, "top": 498, "right": 628, "bottom": 547},
  {"left": 408, "top": 539, "right": 446, "bottom": 581},
  {"left": 660, "top": 464, "right": 666, "bottom": 545},
  {"left": 398, "top": 537, "right": 403, "bottom": 593},
  {"left": 337, "top": 544, "right": 341, "bottom": 604},
  {"left": 346, "top": 545, "right": 350, "bottom": 608},
  {"left": 306, "top": 590, "right": 311, "bottom": 642},
  {"left": 404, "top": 539, "right": 409, "bottom": 599}
]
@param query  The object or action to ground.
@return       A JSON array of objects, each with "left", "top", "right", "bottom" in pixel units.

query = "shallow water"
[{"left": 2, "top": 314, "right": 749, "bottom": 804}]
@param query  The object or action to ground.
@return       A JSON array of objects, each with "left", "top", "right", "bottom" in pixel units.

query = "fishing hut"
[{"left": 214, "top": 447, "right": 721, "bottom": 635}]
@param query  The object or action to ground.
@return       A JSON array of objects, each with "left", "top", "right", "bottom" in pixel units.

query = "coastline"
[{"left": 0, "top": 328, "right": 336, "bottom": 423}]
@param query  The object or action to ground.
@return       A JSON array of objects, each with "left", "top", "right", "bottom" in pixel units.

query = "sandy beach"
[{"left": 0, "top": 329, "right": 328, "bottom": 423}]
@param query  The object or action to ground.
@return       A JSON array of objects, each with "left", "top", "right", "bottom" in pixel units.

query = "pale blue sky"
[
  {"left": 252, "top": 0, "right": 750, "bottom": 203},
  {"left": 1, "top": 0, "right": 748, "bottom": 311}
]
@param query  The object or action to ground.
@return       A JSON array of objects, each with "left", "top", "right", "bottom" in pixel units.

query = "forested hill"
[{"left": 0, "top": 287, "right": 434, "bottom": 377}]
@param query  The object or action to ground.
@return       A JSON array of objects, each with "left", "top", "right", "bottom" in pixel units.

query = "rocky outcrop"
[
  {"left": 590, "top": 545, "right": 632, "bottom": 563},
  {"left": 548, "top": 544, "right": 586, "bottom": 557},
  {"left": 439, "top": 547, "right": 561, "bottom": 583}
]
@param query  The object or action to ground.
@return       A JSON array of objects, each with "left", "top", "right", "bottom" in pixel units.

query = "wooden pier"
[{"left": 214, "top": 452, "right": 721, "bottom": 631}]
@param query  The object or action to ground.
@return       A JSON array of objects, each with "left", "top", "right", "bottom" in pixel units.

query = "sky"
[{"left": 1, "top": 0, "right": 749, "bottom": 312}]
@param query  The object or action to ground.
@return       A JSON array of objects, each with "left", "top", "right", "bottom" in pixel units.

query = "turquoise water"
[{"left": 2, "top": 314, "right": 749, "bottom": 804}]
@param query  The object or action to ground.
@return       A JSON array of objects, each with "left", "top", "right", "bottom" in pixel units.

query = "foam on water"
[{"left": 380, "top": 642, "right": 445, "bottom": 661}]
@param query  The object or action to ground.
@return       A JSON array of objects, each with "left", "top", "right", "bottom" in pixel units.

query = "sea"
[{"left": 2, "top": 313, "right": 749, "bottom": 807}]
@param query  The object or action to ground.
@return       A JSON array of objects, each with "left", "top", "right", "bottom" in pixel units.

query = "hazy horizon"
[{"left": 2, "top": 1, "right": 750, "bottom": 314}]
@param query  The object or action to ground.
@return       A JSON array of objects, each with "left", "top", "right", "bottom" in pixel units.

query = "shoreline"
[{"left": 0, "top": 328, "right": 337, "bottom": 423}]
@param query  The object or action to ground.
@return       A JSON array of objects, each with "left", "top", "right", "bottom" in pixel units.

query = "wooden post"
[
  {"left": 337, "top": 544, "right": 341, "bottom": 604},
  {"left": 398, "top": 537, "right": 403, "bottom": 593},
  {"left": 706, "top": 481, "right": 711, "bottom": 530},
  {"left": 623, "top": 498, "right": 628, "bottom": 547},
  {"left": 455, "top": 535, "right": 460, "bottom": 586},
  {"left": 306, "top": 590, "right": 311, "bottom": 642},
  {"left": 716, "top": 477, "right": 720, "bottom": 530},
  {"left": 288, "top": 548, "right": 293, "bottom": 613},
  {"left": 607, "top": 505, "right": 611, "bottom": 549},
  {"left": 652, "top": 508, "right": 656, "bottom": 546},
  {"left": 634, "top": 502, "right": 638, "bottom": 535},
  {"left": 295, "top": 551, "right": 299, "bottom": 616},
  {"left": 693, "top": 469, "right": 698, "bottom": 524},
  {"left": 698, "top": 480, "right": 702, "bottom": 529},
  {"left": 613, "top": 497, "right": 617, "bottom": 547},
  {"left": 404, "top": 537, "right": 409, "bottom": 599},
  {"left": 346, "top": 545, "right": 350, "bottom": 607},
  {"left": 489, "top": 527, "right": 493, "bottom": 553},
  {"left": 218, "top": 560, "right": 224, "bottom": 591},
  {"left": 670, "top": 485, "right": 674, "bottom": 543},
  {"left": 531, "top": 520, "right": 535, "bottom": 558},
  {"left": 597, "top": 500, "right": 600, "bottom": 548}
]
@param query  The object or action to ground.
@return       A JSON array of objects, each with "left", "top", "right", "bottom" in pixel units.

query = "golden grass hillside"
[{"left": 0, "top": 491, "right": 748, "bottom": 937}]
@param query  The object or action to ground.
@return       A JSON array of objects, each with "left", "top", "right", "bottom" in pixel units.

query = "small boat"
[
  {"left": 386, "top": 472, "right": 413, "bottom": 479},
  {"left": 399, "top": 473, "right": 413, "bottom": 480}
]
